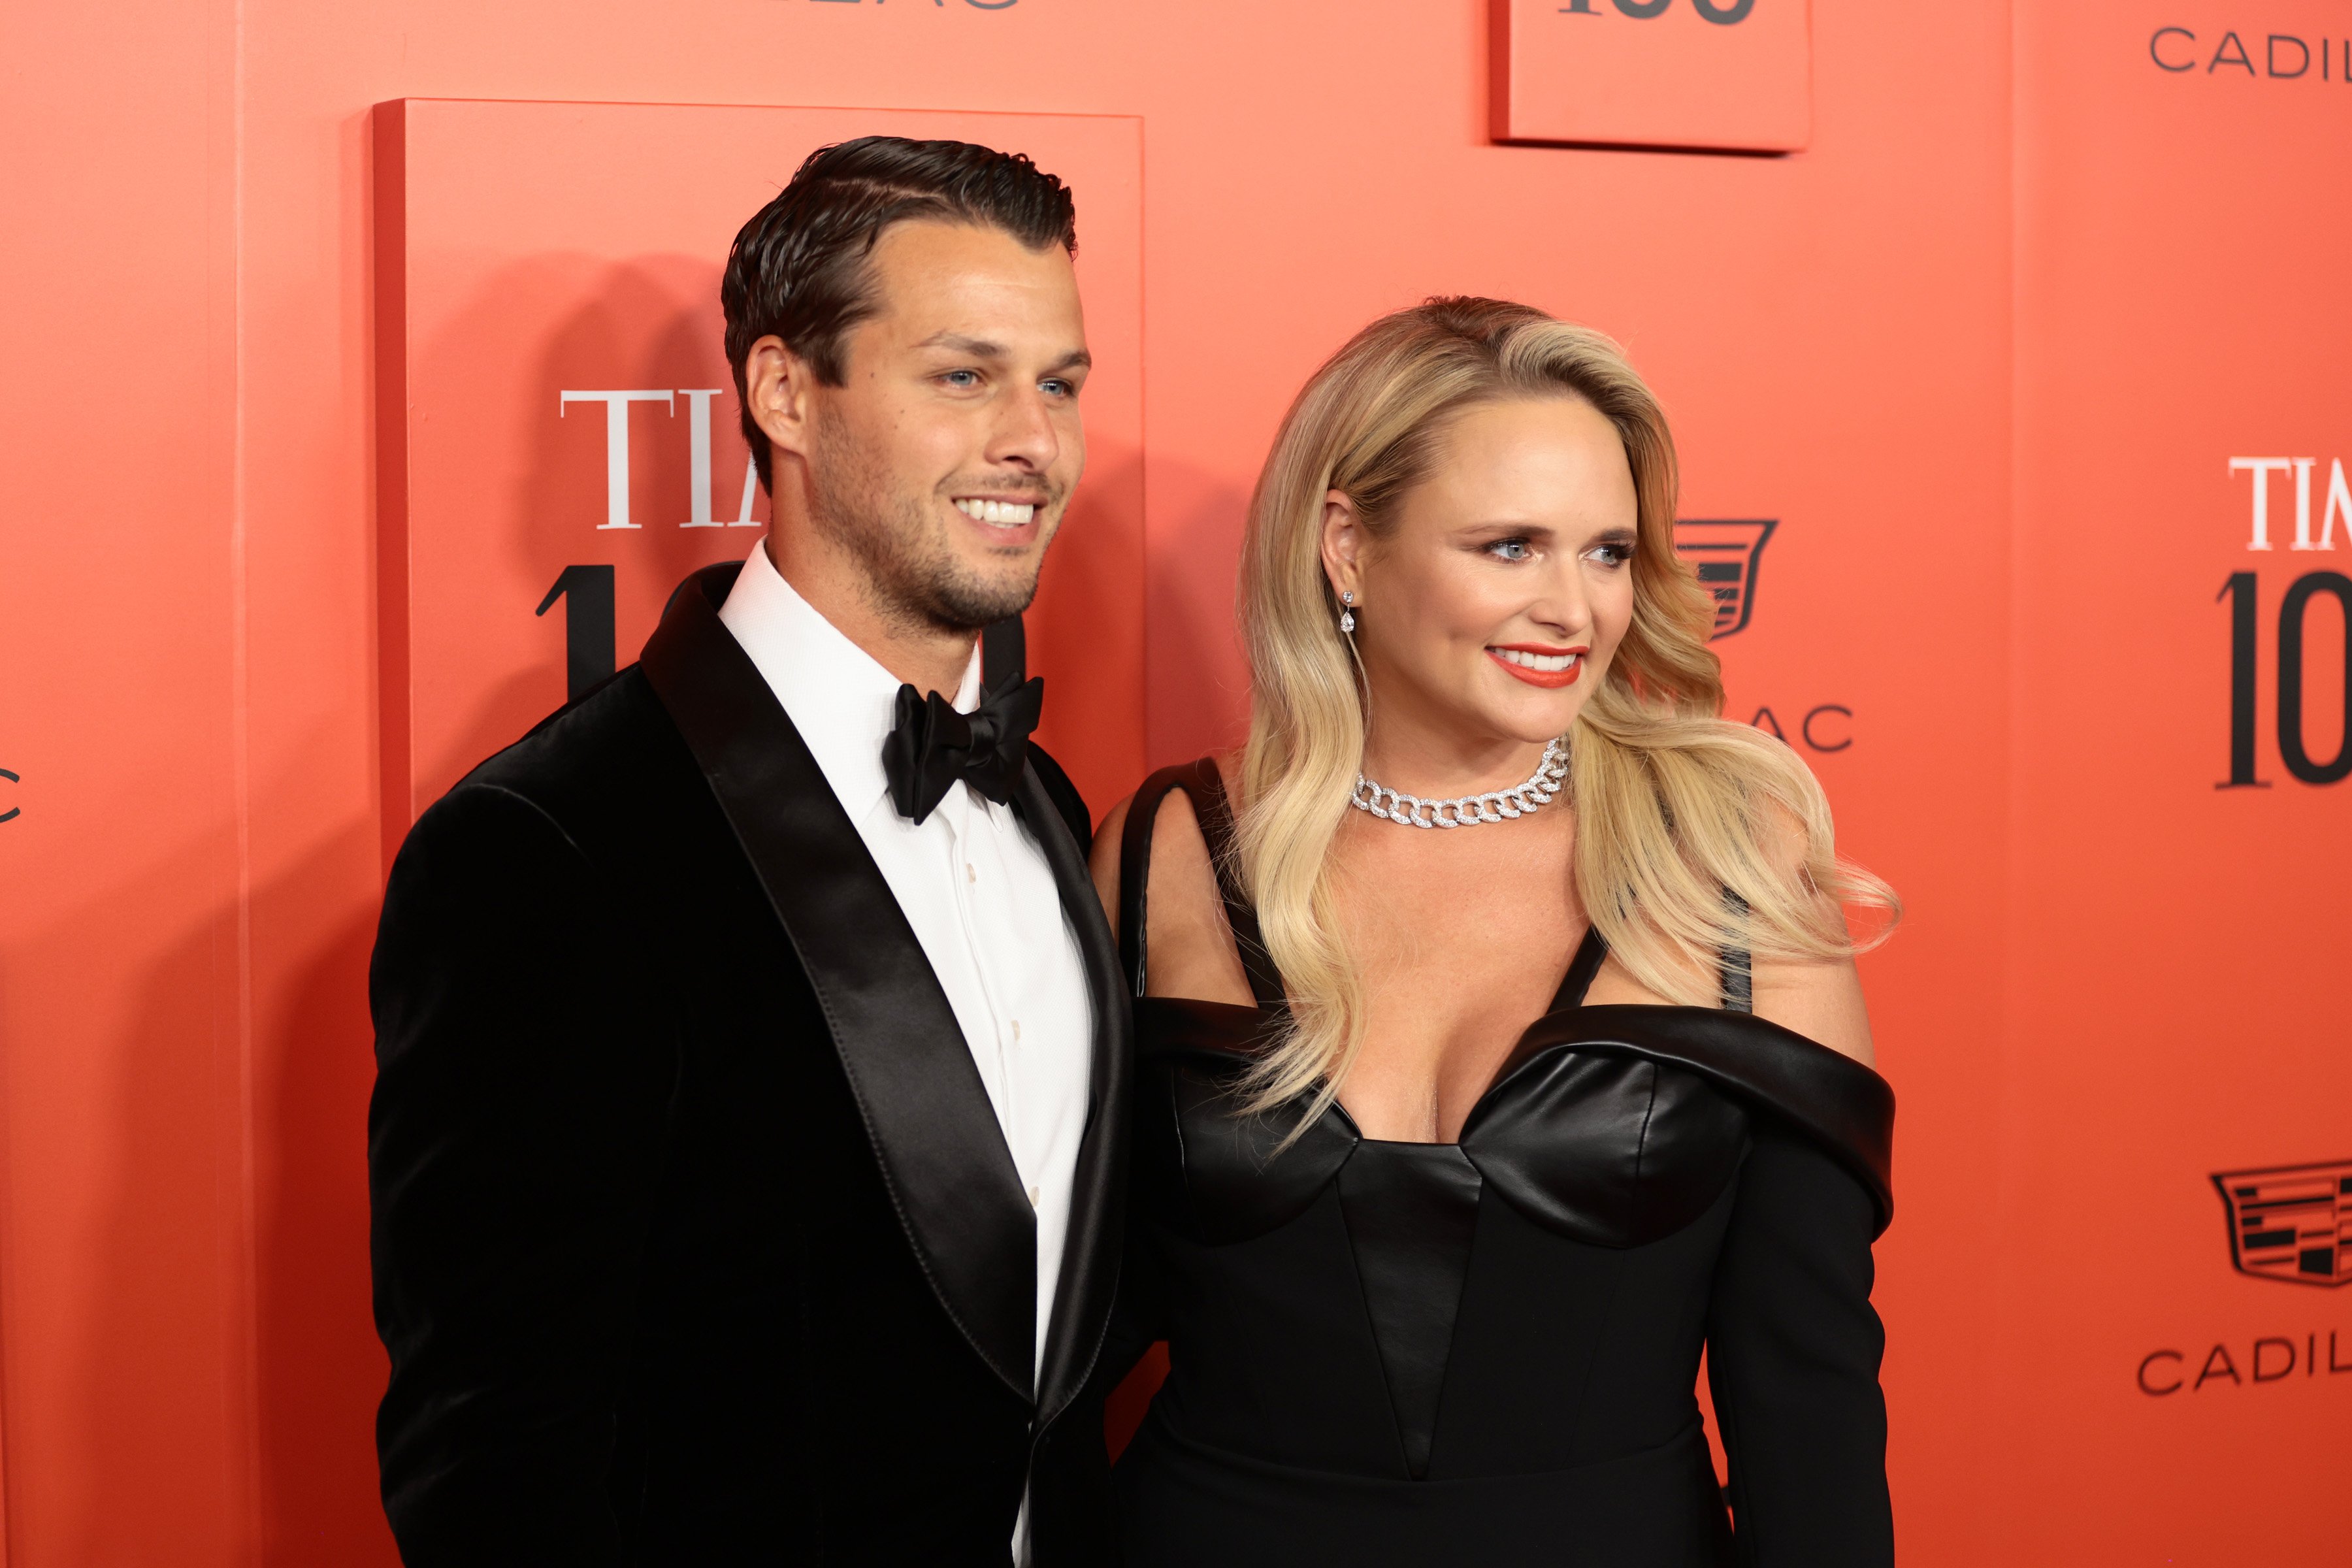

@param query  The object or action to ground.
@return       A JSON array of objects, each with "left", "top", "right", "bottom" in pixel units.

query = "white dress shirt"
[{"left": 718, "top": 543, "right": 1092, "bottom": 1561}]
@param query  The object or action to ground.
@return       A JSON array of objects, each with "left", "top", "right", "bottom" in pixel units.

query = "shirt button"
[
  {"left": 1011, "top": 1019, "right": 1022, "bottom": 1041},
  {"left": 966, "top": 863, "right": 977, "bottom": 884},
  {"left": 1027, "top": 1184, "right": 1041, "bottom": 1209}
]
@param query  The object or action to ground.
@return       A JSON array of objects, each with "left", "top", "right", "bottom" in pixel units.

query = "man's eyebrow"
[
  {"left": 913, "top": 333, "right": 1091, "bottom": 374},
  {"left": 915, "top": 331, "right": 1008, "bottom": 357}
]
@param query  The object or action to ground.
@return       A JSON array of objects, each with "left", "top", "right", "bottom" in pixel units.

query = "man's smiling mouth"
[{"left": 953, "top": 498, "right": 1038, "bottom": 527}]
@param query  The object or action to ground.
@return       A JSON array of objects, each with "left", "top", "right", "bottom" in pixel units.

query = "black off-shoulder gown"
[{"left": 1105, "top": 762, "right": 1897, "bottom": 1568}]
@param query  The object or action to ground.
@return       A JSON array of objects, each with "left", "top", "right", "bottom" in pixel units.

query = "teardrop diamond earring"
[{"left": 1339, "top": 590, "right": 1356, "bottom": 634}]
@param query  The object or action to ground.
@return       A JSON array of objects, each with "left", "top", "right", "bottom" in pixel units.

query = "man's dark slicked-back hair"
[{"left": 721, "top": 136, "right": 1079, "bottom": 492}]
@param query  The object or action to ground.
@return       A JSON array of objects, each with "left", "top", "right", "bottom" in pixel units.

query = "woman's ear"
[{"left": 1320, "top": 489, "right": 1365, "bottom": 607}]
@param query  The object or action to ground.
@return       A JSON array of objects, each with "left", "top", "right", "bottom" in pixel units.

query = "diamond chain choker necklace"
[{"left": 1350, "top": 738, "right": 1568, "bottom": 829}]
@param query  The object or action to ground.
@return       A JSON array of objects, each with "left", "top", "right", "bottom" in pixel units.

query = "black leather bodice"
[{"left": 1107, "top": 760, "right": 1897, "bottom": 1568}]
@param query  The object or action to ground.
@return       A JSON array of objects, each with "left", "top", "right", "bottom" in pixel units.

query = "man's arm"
[{"left": 368, "top": 784, "right": 678, "bottom": 1565}]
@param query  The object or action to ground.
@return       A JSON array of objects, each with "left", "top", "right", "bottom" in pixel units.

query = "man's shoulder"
[
  {"left": 410, "top": 666, "right": 708, "bottom": 870},
  {"left": 456, "top": 664, "right": 685, "bottom": 809}
]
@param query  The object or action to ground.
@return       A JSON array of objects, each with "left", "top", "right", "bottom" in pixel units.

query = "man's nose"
[{"left": 987, "top": 384, "right": 1062, "bottom": 472}]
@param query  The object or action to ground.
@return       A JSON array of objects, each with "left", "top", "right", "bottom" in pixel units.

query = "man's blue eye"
[{"left": 943, "top": 370, "right": 981, "bottom": 388}]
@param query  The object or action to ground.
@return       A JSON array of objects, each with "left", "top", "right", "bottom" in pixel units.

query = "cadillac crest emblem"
[
  {"left": 2212, "top": 1159, "right": 2352, "bottom": 1288},
  {"left": 1672, "top": 519, "right": 1777, "bottom": 640}
]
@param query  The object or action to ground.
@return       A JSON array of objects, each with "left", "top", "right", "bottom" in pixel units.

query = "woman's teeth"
[
  {"left": 954, "top": 498, "right": 1037, "bottom": 526},
  {"left": 1494, "top": 648, "right": 1579, "bottom": 672}
]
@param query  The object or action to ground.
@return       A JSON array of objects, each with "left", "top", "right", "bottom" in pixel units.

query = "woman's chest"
[
  {"left": 1331, "top": 900, "right": 1590, "bottom": 1143},
  {"left": 1137, "top": 1039, "right": 1754, "bottom": 1252}
]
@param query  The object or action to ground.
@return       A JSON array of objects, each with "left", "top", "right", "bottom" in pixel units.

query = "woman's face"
[{"left": 1326, "top": 395, "right": 1640, "bottom": 753}]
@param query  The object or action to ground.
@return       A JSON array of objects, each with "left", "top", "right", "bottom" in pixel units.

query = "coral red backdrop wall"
[{"left": 0, "top": 3, "right": 2344, "bottom": 1564}]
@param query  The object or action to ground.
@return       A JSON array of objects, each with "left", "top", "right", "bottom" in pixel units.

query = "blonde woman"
[{"left": 1089, "top": 298, "right": 1897, "bottom": 1565}]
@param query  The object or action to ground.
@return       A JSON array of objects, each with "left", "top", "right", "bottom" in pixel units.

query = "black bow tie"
[{"left": 882, "top": 672, "right": 1045, "bottom": 825}]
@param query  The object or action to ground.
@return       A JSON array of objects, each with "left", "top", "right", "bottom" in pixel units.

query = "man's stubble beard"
[{"left": 807, "top": 407, "right": 1056, "bottom": 637}]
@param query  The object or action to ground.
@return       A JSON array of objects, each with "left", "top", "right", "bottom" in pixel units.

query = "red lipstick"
[{"left": 1486, "top": 643, "right": 1588, "bottom": 690}]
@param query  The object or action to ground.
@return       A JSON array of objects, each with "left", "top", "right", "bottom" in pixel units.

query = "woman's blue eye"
[{"left": 1488, "top": 539, "right": 1533, "bottom": 562}]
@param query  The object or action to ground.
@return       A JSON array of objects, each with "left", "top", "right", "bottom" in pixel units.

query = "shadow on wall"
[
  {"left": 1026, "top": 444, "right": 1147, "bottom": 811},
  {"left": 3, "top": 792, "right": 395, "bottom": 1563},
  {"left": 1141, "top": 453, "right": 1252, "bottom": 771},
  {"left": 407, "top": 252, "right": 757, "bottom": 811},
  {"left": 248, "top": 815, "right": 402, "bottom": 1565},
  {"left": 496, "top": 252, "right": 752, "bottom": 618},
  {"left": 2, "top": 825, "right": 252, "bottom": 1563}
]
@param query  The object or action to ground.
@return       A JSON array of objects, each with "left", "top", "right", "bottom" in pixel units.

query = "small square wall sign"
[{"left": 1490, "top": 0, "right": 1810, "bottom": 153}]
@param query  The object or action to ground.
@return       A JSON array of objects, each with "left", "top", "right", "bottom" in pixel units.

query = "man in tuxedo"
[{"left": 368, "top": 137, "right": 1125, "bottom": 1566}]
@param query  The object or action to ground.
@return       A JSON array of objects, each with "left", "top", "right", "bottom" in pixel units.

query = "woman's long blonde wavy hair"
[{"left": 1232, "top": 297, "right": 1896, "bottom": 1119}]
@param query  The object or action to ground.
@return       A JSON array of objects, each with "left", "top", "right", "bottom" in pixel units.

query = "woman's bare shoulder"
[
  {"left": 1749, "top": 804, "right": 1876, "bottom": 1065},
  {"left": 1585, "top": 948, "right": 1876, "bottom": 1067},
  {"left": 1085, "top": 757, "right": 1250, "bottom": 1002},
  {"left": 1751, "top": 955, "right": 1875, "bottom": 1067},
  {"left": 1580, "top": 792, "right": 1877, "bottom": 1066},
  {"left": 1087, "top": 765, "right": 1218, "bottom": 933}
]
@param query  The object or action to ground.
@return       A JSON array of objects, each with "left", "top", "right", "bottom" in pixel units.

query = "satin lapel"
[
  {"left": 1014, "top": 759, "right": 1130, "bottom": 1430},
  {"left": 641, "top": 564, "right": 1036, "bottom": 1399}
]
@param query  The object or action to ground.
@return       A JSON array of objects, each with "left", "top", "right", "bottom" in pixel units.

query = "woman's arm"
[
  {"left": 1750, "top": 950, "right": 1874, "bottom": 1064},
  {"left": 1705, "top": 1124, "right": 1893, "bottom": 1567},
  {"left": 1086, "top": 779, "right": 1256, "bottom": 1005}
]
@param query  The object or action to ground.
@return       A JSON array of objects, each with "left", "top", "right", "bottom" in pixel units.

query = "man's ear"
[
  {"left": 1320, "top": 489, "right": 1366, "bottom": 605},
  {"left": 743, "top": 334, "right": 818, "bottom": 468}
]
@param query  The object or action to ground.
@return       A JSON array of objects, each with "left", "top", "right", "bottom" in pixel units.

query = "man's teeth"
[
  {"left": 954, "top": 498, "right": 1037, "bottom": 526},
  {"left": 1495, "top": 648, "right": 1578, "bottom": 672}
]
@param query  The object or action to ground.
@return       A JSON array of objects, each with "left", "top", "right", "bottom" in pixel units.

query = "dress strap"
[
  {"left": 1115, "top": 766, "right": 1191, "bottom": 998},
  {"left": 1720, "top": 890, "right": 1754, "bottom": 1015},
  {"left": 1544, "top": 910, "right": 1751, "bottom": 1014},
  {"left": 1549, "top": 924, "right": 1609, "bottom": 1012},
  {"left": 1116, "top": 759, "right": 1287, "bottom": 1007}
]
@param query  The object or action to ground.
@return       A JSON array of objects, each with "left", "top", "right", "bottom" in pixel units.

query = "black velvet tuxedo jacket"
[{"left": 367, "top": 564, "right": 1129, "bottom": 1566}]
